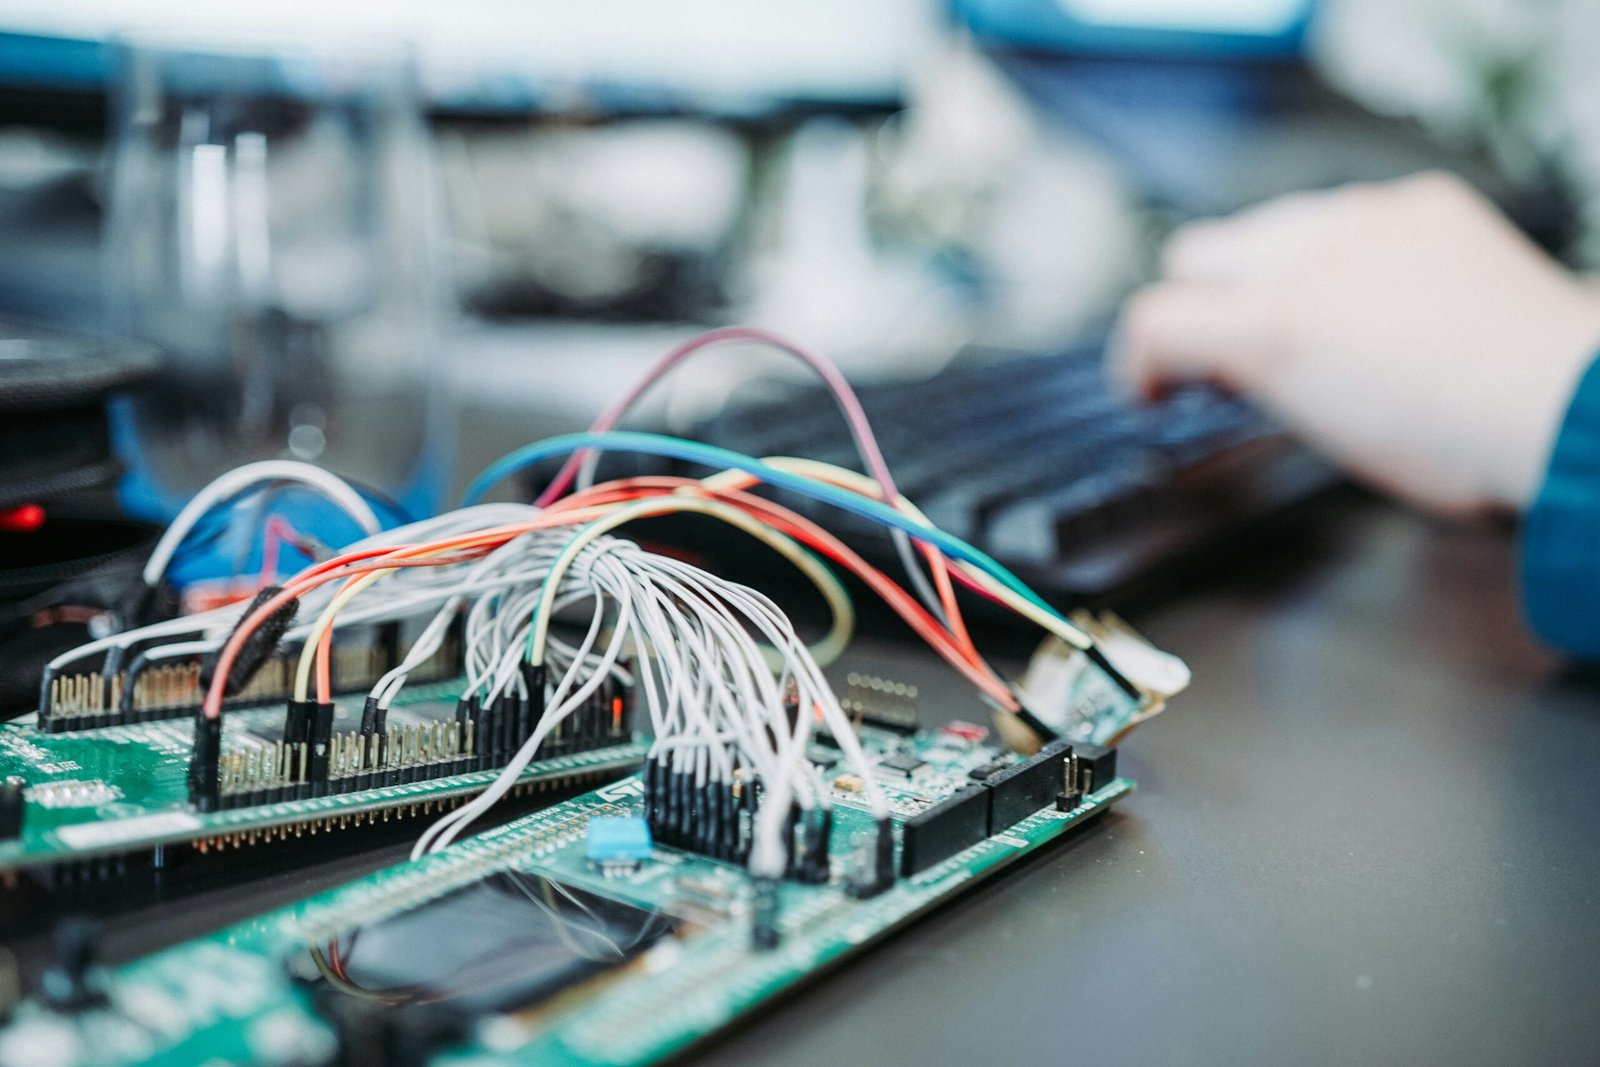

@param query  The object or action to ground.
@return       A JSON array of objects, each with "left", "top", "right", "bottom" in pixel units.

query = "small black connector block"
[
  {"left": 798, "top": 808, "right": 833, "bottom": 884},
  {"left": 900, "top": 784, "right": 989, "bottom": 877},
  {"left": 470, "top": 698, "right": 490, "bottom": 770},
  {"left": 1074, "top": 743, "right": 1118, "bottom": 794},
  {"left": 750, "top": 876, "right": 781, "bottom": 950},
  {"left": 284, "top": 699, "right": 317, "bottom": 747},
  {"left": 482, "top": 694, "right": 506, "bottom": 765},
  {"left": 187, "top": 711, "right": 222, "bottom": 812},
  {"left": 359, "top": 695, "right": 381, "bottom": 737},
  {"left": 0, "top": 777, "right": 24, "bottom": 840},
  {"left": 983, "top": 739, "right": 1072, "bottom": 835},
  {"left": 1053, "top": 746, "right": 1083, "bottom": 812},
  {"left": 966, "top": 753, "right": 1009, "bottom": 782},
  {"left": 847, "top": 817, "right": 896, "bottom": 898},
  {"left": 517, "top": 663, "right": 547, "bottom": 749},
  {"left": 36, "top": 669, "right": 61, "bottom": 734},
  {"left": 1055, "top": 759, "right": 1083, "bottom": 812},
  {"left": 452, "top": 696, "right": 475, "bottom": 773},
  {"left": 873, "top": 816, "right": 895, "bottom": 889},
  {"left": 308, "top": 702, "right": 336, "bottom": 794}
]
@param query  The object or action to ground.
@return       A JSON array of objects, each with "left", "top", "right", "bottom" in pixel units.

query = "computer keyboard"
[{"left": 696, "top": 342, "right": 1338, "bottom": 599}]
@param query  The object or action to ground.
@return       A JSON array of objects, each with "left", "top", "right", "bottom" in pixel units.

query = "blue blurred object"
[
  {"left": 0, "top": 31, "right": 102, "bottom": 90},
  {"left": 586, "top": 817, "right": 654, "bottom": 865},
  {"left": 951, "top": 0, "right": 1314, "bottom": 60},
  {"left": 147, "top": 482, "right": 406, "bottom": 592}
]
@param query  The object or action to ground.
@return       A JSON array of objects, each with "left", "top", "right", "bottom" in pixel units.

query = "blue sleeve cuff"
[{"left": 1522, "top": 352, "right": 1600, "bottom": 660}]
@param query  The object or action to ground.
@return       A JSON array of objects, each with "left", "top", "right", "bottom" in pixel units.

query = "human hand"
[{"left": 1115, "top": 172, "right": 1600, "bottom": 514}]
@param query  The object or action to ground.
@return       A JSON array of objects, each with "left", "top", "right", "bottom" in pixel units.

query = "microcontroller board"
[{"left": 0, "top": 722, "right": 1128, "bottom": 1067}]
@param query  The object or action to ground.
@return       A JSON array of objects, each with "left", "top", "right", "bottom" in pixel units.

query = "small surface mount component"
[
  {"left": 587, "top": 816, "right": 653, "bottom": 875},
  {"left": 805, "top": 744, "right": 841, "bottom": 770},
  {"left": 877, "top": 752, "right": 927, "bottom": 778},
  {"left": 966, "top": 754, "right": 1010, "bottom": 782}
]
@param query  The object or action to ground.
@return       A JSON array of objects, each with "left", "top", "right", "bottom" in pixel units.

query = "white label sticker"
[{"left": 56, "top": 812, "right": 202, "bottom": 850}]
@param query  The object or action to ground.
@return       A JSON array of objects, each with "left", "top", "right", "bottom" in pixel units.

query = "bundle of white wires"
[{"left": 408, "top": 529, "right": 890, "bottom": 875}]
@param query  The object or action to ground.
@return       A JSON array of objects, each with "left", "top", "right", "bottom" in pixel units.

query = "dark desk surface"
[
  {"left": 695, "top": 498, "right": 1600, "bottom": 1066},
  {"left": 4, "top": 497, "right": 1598, "bottom": 1064}
]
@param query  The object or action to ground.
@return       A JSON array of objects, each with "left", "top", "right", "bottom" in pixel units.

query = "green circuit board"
[
  {"left": 0, "top": 724, "right": 1130, "bottom": 1067},
  {"left": 0, "top": 680, "right": 644, "bottom": 873}
]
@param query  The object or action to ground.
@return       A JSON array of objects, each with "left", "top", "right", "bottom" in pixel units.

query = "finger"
[
  {"left": 1111, "top": 281, "right": 1280, "bottom": 400},
  {"left": 1162, "top": 189, "right": 1341, "bottom": 283}
]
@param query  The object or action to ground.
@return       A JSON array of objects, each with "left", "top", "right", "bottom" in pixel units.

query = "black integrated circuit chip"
[
  {"left": 878, "top": 753, "right": 926, "bottom": 778},
  {"left": 806, "top": 744, "right": 841, "bottom": 770},
  {"left": 966, "top": 754, "right": 1009, "bottom": 782}
]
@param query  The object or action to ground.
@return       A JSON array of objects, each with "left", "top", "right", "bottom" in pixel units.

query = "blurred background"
[
  {"left": 4, "top": 0, "right": 1597, "bottom": 430},
  {"left": 3, "top": 0, "right": 1600, "bottom": 656}
]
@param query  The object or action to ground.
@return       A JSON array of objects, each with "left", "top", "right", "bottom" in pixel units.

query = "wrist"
[{"left": 1489, "top": 298, "right": 1600, "bottom": 511}]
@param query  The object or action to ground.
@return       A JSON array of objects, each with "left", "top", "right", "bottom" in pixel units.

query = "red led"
[{"left": 0, "top": 504, "right": 46, "bottom": 532}]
